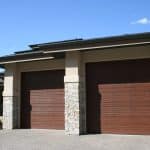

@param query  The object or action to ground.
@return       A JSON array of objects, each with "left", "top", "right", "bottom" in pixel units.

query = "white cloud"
[{"left": 131, "top": 17, "right": 150, "bottom": 25}]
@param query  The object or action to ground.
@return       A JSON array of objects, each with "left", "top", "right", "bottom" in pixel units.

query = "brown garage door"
[
  {"left": 21, "top": 70, "right": 65, "bottom": 129},
  {"left": 86, "top": 59, "right": 150, "bottom": 135}
]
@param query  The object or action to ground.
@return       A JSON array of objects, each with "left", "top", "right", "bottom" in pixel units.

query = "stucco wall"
[
  {"left": 83, "top": 45, "right": 150, "bottom": 63},
  {"left": 3, "top": 64, "right": 20, "bottom": 129},
  {"left": 18, "top": 59, "right": 65, "bottom": 72}
]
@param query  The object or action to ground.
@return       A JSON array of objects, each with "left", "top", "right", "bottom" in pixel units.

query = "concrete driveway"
[{"left": 0, "top": 130, "right": 150, "bottom": 150}]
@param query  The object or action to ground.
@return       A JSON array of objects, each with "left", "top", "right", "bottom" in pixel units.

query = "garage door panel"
[
  {"left": 30, "top": 90, "right": 64, "bottom": 101},
  {"left": 86, "top": 59, "right": 150, "bottom": 134},
  {"left": 102, "top": 116, "right": 150, "bottom": 134},
  {"left": 31, "top": 124, "right": 64, "bottom": 129},
  {"left": 21, "top": 70, "right": 65, "bottom": 129},
  {"left": 31, "top": 118, "right": 64, "bottom": 123},
  {"left": 32, "top": 108, "right": 64, "bottom": 112},
  {"left": 32, "top": 114, "right": 64, "bottom": 119}
]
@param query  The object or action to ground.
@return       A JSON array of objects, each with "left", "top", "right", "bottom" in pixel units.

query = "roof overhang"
[
  {"left": 0, "top": 52, "right": 67, "bottom": 69},
  {"left": 43, "top": 41, "right": 150, "bottom": 54},
  {"left": 30, "top": 32, "right": 150, "bottom": 51},
  {"left": 0, "top": 32, "right": 150, "bottom": 66},
  {"left": 0, "top": 52, "right": 61, "bottom": 66}
]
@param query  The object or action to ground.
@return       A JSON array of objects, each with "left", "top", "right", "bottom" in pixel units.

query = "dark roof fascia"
[
  {"left": 29, "top": 32, "right": 150, "bottom": 50},
  {"left": 15, "top": 49, "right": 39, "bottom": 54},
  {"left": 0, "top": 51, "right": 55, "bottom": 65},
  {"left": 0, "top": 32, "right": 150, "bottom": 66},
  {"left": 15, "top": 49, "right": 44, "bottom": 55},
  {"left": 29, "top": 39, "right": 83, "bottom": 49}
]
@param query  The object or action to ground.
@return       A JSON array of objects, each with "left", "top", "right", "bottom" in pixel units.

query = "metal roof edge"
[{"left": 29, "top": 32, "right": 150, "bottom": 49}]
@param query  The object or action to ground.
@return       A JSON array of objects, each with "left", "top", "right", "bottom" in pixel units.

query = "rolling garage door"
[
  {"left": 86, "top": 59, "right": 150, "bottom": 135},
  {"left": 21, "top": 70, "right": 65, "bottom": 129}
]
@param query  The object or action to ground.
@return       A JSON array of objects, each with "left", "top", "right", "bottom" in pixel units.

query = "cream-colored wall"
[
  {"left": 83, "top": 45, "right": 150, "bottom": 63},
  {"left": 3, "top": 64, "right": 18, "bottom": 97},
  {"left": 65, "top": 52, "right": 80, "bottom": 76},
  {"left": 18, "top": 59, "right": 65, "bottom": 72},
  {"left": 3, "top": 63, "right": 20, "bottom": 129},
  {"left": 64, "top": 51, "right": 80, "bottom": 82}
]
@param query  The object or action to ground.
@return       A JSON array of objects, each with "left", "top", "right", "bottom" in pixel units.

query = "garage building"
[{"left": 0, "top": 32, "right": 150, "bottom": 135}]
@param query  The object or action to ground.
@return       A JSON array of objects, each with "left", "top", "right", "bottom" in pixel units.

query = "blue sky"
[{"left": 0, "top": 0, "right": 150, "bottom": 56}]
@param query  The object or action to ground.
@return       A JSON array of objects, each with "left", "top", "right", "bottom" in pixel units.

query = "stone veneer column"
[
  {"left": 64, "top": 51, "right": 86, "bottom": 135},
  {"left": 3, "top": 64, "right": 20, "bottom": 129}
]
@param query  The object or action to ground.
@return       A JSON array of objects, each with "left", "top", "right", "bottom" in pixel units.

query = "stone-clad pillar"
[
  {"left": 3, "top": 64, "right": 20, "bottom": 129},
  {"left": 64, "top": 51, "right": 86, "bottom": 135}
]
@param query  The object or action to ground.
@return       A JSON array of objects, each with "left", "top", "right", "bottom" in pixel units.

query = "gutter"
[
  {"left": 0, "top": 41, "right": 150, "bottom": 65},
  {"left": 30, "top": 32, "right": 150, "bottom": 49},
  {"left": 43, "top": 41, "right": 150, "bottom": 54},
  {"left": 0, "top": 56, "right": 54, "bottom": 65}
]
